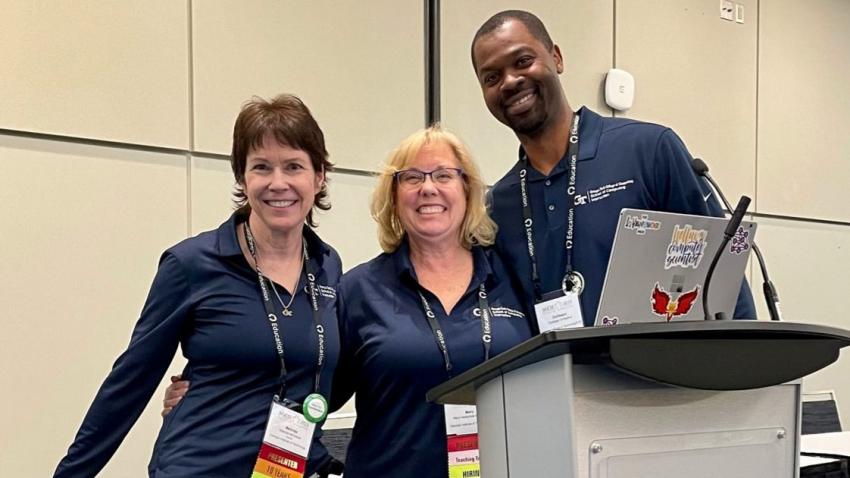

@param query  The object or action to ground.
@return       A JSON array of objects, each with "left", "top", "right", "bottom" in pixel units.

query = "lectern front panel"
[{"left": 572, "top": 365, "right": 800, "bottom": 478}]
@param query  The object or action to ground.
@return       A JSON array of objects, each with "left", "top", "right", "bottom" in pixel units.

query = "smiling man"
[{"left": 471, "top": 10, "right": 755, "bottom": 330}]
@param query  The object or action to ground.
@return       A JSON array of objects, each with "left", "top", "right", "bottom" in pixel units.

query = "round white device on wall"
[{"left": 605, "top": 68, "right": 635, "bottom": 111}]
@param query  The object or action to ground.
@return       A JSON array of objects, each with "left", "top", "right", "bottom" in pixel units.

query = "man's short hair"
[{"left": 471, "top": 10, "right": 554, "bottom": 68}]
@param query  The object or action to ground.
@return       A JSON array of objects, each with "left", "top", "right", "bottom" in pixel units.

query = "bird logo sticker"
[{"left": 651, "top": 283, "right": 700, "bottom": 322}]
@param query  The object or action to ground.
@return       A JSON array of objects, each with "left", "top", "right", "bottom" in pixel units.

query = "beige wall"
[{"left": 2, "top": 1, "right": 849, "bottom": 476}]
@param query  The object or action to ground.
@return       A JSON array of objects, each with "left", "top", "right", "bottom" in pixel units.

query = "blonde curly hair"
[{"left": 371, "top": 125, "right": 496, "bottom": 252}]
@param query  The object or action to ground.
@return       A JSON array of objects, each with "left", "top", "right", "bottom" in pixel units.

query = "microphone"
[
  {"left": 702, "top": 196, "right": 750, "bottom": 320},
  {"left": 692, "top": 158, "right": 782, "bottom": 321}
]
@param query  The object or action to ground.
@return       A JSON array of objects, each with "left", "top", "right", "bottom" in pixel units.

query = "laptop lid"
[{"left": 594, "top": 209, "right": 756, "bottom": 326}]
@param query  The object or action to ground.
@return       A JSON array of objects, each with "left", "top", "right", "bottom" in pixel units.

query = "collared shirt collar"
[
  {"left": 503, "top": 106, "right": 604, "bottom": 185},
  {"left": 392, "top": 237, "right": 494, "bottom": 290},
  {"left": 215, "top": 211, "right": 329, "bottom": 266}
]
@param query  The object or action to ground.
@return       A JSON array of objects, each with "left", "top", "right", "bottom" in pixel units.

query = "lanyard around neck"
[
  {"left": 518, "top": 113, "right": 581, "bottom": 300},
  {"left": 417, "top": 283, "right": 493, "bottom": 378},
  {"left": 244, "top": 221, "right": 326, "bottom": 398}
]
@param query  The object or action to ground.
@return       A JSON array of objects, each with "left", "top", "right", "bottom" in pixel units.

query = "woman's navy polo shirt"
[
  {"left": 489, "top": 106, "right": 756, "bottom": 326},
  {"left": 54, "top": 213, "right": 341, "bottom": 478},
  {"left": 332, "top": 241, "right": 533, "bottom": 478}
]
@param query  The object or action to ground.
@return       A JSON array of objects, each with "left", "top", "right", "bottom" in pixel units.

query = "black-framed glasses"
[{"left": 393, "top": 167, "right": 464, "bottom": 187}]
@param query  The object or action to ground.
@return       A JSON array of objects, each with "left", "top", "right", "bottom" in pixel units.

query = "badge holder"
[
  {"left": 252, "top": 394, "right": 328, "bottom": 478},
  {"left": 533, "top": 271, "right": 585, "bottom": 333},
  {"left": 444, "top": 404, "right": 480, "bottom": 478}
]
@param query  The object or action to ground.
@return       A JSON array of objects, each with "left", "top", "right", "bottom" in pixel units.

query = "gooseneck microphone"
[
  {"left": 692, "top": 158, "right": 782, "bottom": 321},
  {"left": 702, "top": 196, "right": 751, "bottom": 320}
]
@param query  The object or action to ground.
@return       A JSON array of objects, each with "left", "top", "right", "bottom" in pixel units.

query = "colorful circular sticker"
[{"left": 302, "top": 393, "right": 328, "bottom": 423}]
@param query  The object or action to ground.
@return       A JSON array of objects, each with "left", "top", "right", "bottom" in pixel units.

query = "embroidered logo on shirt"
[
  {"left": 574, "top": 179, "right": 635, "bottom": 207},
  {"left": 303, "top": 284, "right": 337, "bottom": 299},
  {"left": 489, "top": 306, "right": 525, "bottom": 319}
]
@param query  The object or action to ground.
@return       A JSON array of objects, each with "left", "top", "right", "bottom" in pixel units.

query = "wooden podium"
[{"left": 427, "top": 321, "right": 850, "bottom": 478}]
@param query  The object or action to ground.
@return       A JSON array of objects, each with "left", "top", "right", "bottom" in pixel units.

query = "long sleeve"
[
  {"left": 54, "top": 252, "right": 192, "bottom": 477},
  {"left": 329, "top": 283, "right": 356, "bottom": 413}
]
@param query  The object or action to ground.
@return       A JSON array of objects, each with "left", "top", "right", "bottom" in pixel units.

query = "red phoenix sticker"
[{"left": 651, "top": 283, "right": 700, "bottom": 321}]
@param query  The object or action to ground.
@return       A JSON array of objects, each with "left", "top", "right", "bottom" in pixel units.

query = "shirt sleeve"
[
  {"left": 329, "top": 282, "right": 356, "bottom": 413},
  {"left": 653, "top": 129, "right": 757, "bottom": 320},
  {"left": 54, "top": 252, "right": 192, "bottom": 477},
  {"left": 652, "top": 129, "right": 712, "bottom": 216}
]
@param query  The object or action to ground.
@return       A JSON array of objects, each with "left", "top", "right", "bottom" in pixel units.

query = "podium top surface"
[{"left": 427, "top": 321, "right": 850, "bottom": 405}]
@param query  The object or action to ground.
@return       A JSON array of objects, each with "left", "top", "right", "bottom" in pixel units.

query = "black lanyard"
[
  {"left": 417, "top": 283, "right": 492, "bottom": 378},
  {"left": 519, "top": 113, "right": 581, "bottom": 300},
  {"left": 244, "top": 221, "right": 325, "bottom": 399}
]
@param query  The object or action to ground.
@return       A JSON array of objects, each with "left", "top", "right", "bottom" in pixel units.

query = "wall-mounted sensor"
[{"left": 605, "top": 68, "right": 635, "bottom": 112}]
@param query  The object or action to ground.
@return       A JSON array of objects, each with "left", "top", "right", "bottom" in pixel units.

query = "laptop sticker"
[
  {"left": 623, "top": 213, "right": 662, "bottom": 236},
  {"left": 651, "top": 283, "right": 700, "bottom": 322},
  {"left": 730, "top": 226, "right": 751, "bottom": 255},
  {"left": 665, "top": 225, "right": 708, "bottom": 269}
]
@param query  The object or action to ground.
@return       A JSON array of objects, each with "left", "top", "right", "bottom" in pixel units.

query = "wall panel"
[
  {"left": 758, "top": 0, "right": 850, "bottom": 221},
  {"left": 441, "top": 1, "right": 614, "bottom": 184},
  {"left": 0, "top": 135, "right": 188, "bottom": 476},
  {"left": 617, "top": 0, "right": 758, "bottom": 202},
  {"left": 192, "top": 0, "right": 424, "bottom": 171},
  {"left": 751, "top": 217, "right": 850, "bottom": 425},
  {"left": 0, "top": 1, "right": 190, "bottom": 148}
]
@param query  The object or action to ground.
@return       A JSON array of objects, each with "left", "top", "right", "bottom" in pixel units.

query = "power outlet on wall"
[
  {"left": 720, "top": 1, "right": 746, "bottom": 23},
  {"left": 720, "top": 0, "right": 735, "bottom": 21}
]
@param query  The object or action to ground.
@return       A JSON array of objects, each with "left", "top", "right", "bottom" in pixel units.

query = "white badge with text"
[
  {"left": 445, "top": 404, "right": 480, "bottom": 478},
  {"left": 534, "top": 290, "right": 584, "bottom": 332},
  {"left": 252, "top": 399, "right": 316, "bottom": 478},
  {"left": 444, "top": 405, "right": 481, "bottom": 478}
]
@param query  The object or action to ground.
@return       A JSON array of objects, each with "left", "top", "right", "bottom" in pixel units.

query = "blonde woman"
[{"left": 332, "top": 126, "right": 533, "bottom": 477}]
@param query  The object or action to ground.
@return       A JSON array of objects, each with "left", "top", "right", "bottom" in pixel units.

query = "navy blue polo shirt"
[
  {"left": 489, "top": 106, "right": 756, "bottom": 328},
  {"left": 332, "top": 241, "right": 533, "bottom": 478},
  {"left": 55, "top": 213, "right": 341, "bottom": 478}
]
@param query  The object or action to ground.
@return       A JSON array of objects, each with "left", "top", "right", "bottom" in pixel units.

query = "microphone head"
[{"left": 692, "top": 157, "right": 709, "bottom": 176}]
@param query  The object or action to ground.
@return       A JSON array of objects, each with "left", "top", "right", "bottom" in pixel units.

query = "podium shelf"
[{"left": 428, "top": 321, "right": 850, "bottom": 405}]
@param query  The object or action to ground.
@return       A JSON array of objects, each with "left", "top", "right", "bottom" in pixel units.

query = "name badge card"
[
  {"left": 445, "top": 404, "right": 480, "bottom": 478},
  {"left": 252, "top": 399, "right": 316, "bottom": 478},
  {"left": 534, "top": 290, "right": 584, "bottom": 333}
]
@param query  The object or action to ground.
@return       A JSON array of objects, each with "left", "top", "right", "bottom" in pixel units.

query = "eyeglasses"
[{"left": 393, "top": 167, "right": 464, "bottom": 187}]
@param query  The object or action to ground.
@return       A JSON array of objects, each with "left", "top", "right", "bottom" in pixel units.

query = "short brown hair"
[
  {"left": 371, "top": 125, "right": 496, "bottom": 252},
  {"left": 230, "top": 94, "right": 333, "bottom": 227}
]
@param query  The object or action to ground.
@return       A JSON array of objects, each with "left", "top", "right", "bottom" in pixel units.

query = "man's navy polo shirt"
[
  {"left": 332, "top": 241, "right": 532, "bottom": 478},
  {"left": 55, "top": 213, "right": 341, "bottom": 478},
  {"left": 489, "top": 106, "right": 756, "bottom": 328}
]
